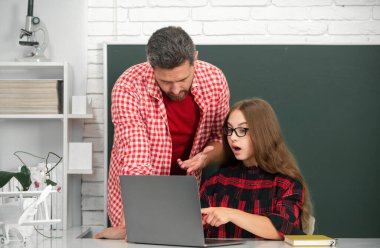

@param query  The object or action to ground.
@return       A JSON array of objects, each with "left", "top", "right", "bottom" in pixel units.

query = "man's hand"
[
  {"left": 201, "top": 207, "right": 235, "bottom": 227},
  {"left": 94, "top": 227, "right": 127, "bottom": 241},
  {"left": 177, "top": 146, "right": 215, "bottom": 173}
]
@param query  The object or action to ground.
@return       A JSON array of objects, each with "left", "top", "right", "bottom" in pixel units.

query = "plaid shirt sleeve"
[
  {"left": 266, "top": 179, "right": 305, "bottom": 236},
  {"left": 208, "top": 70, "right": 230, "bottom": 144},
  {"left": 111, "top": 80, "right": 153, "bottom": 175},
  {"left": 108, "top": 70, "right": 154, "bottom": 227}
]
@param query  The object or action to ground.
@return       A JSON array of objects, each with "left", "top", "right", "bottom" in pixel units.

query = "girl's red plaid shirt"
[{"left": 200, "top": 163, "right": 305, "bottom": 238}]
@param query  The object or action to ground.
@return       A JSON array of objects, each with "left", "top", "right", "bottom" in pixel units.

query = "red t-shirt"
[{"left": 163, "top": 92, "right": 200, "bottom": 175}]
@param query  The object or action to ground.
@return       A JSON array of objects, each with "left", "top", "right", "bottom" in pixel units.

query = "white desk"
[{"left": 2, "top": 227, "right": 380, "bottom": 248}]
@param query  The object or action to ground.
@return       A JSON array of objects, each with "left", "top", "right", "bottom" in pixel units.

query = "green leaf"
[
  {"left": 0, "top": 171, "right": 17, "bottom": 188},
  {"left": 20, "top": 165, "right": 31, "bottom": 175},
  {"left": 13, "top": 165, "right": 32, "bottom": 191},
  {"left": 46, "top": 179, "right": 57, "bottom": 186}
]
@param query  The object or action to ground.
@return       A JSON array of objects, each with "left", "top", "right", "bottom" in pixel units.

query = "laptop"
[{"left": 120, "top": 175, "right": 246, "bottom": 247}]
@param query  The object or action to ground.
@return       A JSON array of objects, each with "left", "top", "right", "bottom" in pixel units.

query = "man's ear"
[
  {"left": 194, "top": 51, "right": 198, "bottom": 61},
  {"left": 147, "top": 58, "right": 155, "bottom": 70}
]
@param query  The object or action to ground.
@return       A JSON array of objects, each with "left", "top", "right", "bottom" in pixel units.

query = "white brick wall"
[
  {"left": 83, "top": 0, "right": 380, "bottom": 227},
  {"left": 272, "top": 0, "right": 332, "bottom": 7},
  {"left": 149, "top": 0, "right": 208, "bottom": 7},
  {"left": 268, "top": 21, "right": 328, "bottom": 35},
  {"left": 129, "top": 8, "right": 190, "bottom": 21},
  {"left": 193, "top": 7, "right": 251, "bottom": 21},
  {"left": 251, "top": 7, "right": 309, "bottom": 20},
  {"left": 204, "top": 21, "right": 266, "bottom": 35},
  {"left": 311, "top": 7, "right": 372, "bottom": 20},
  {"left": 375, "top": 6, "right": 380, "bottom": 19},
  {"left": 211, "top": 0, "right": 269, "bottom": 6},
  {"left": 82, "top": 182, "right": 104, "bottom": 196},
  {"left": 143, "top": 22, "right": 203, "bottom": 35}
]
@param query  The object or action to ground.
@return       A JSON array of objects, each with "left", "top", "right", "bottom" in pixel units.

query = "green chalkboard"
[{"left": 106, "top": 44, "right": 380, "bottom": 238}]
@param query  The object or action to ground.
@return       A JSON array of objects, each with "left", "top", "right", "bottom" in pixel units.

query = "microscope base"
[{"left": 16, "top": 55, "right": 50, "bottom": 62}]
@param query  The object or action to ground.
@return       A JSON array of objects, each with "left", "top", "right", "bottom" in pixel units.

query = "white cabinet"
[{"left": 0, "top": 62, "right": 93, "bottom": 229}]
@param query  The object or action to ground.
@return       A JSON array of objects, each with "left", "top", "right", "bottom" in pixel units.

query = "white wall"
[
  {"left": 0, "top": 0, "right": 87, "bottom": 95},
  {"left": 2, "top": 0, "right": 380, "bottom": 227}
]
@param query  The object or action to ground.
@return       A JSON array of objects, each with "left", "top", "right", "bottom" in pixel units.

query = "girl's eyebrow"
[{"left": 227, "top": 121, "right": 248, "bottom": 126}]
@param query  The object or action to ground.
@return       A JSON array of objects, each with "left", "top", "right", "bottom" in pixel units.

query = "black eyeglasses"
[{"left": 223, "top": 127, "right": 249, "bottom": 137}]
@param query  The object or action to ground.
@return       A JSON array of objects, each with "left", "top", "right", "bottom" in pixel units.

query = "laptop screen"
[{"left": 120, "top": 176, "right": 206, "bottom": 246}]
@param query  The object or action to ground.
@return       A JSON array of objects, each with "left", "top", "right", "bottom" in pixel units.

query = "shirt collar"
[
  {"left": 145, "top": 61, "right": 206, "bottom": 112},
  {"left": 145, "top": 63, "right": 162, "bottom": 100}
]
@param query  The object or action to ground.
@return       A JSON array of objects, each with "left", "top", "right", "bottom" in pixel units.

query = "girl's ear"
[{"left": 194, "top": 51, "right": 198, "bottom": 61}]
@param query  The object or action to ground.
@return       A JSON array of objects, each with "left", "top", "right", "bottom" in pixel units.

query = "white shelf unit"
[
  {"left": 0, "top": 62, "right": 93, "bottom": 230},
  {"left": 0, "top": 114, "right": 64, "bottom": 119}
]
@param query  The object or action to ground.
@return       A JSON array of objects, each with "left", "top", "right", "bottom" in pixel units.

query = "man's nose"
[{"left": 170, "top": 84, "right": 181, "bottom": 94}]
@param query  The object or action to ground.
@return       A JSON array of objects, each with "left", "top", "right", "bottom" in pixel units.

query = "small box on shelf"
[
  {"left": 68, "top": 142, "right": 93, "bottom": 174},
  {"left": 71, "top": 96, "right": 91, "bottom": 115},
  {"left": 69, "top": 96, "right": 93, "bottom": 119}
]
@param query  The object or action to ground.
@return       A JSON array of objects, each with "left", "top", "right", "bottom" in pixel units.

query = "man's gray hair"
[{"left": 146, "top": 26, "right": 196, "bottom": 69}]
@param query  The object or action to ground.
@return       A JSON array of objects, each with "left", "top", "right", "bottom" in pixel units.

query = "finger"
[
  {"left": 177, "top": 159, "right": 183, "bottom": 165},
  {"left": 187, "top": 166, "right": 199, "bottom": 174},
  {"left": 201, "top": 208, "right": 210, "bottom": 214},
  {"left": 202, "top": 215, "right": 207, "bottom": 225},
  {"left": 206, "top": 214, "right": 214, "bottom": 225},
  {"left": 182, "top": 164, "right": 192, "bottom": 171},
  {"left": 94, "top": 232, "right": 103, "bottom": 239},
  {"left": 186, "top": 161, "right": 202, "bottom": 173},
  {"left": 179, "top": 159, "right": 192, "bottom": 168},
  {"left": 180, "top": 162, "right": 190, "bottom": 169},
  {"left": 210, "top": 215, "right": 219, "bottom": 226}
]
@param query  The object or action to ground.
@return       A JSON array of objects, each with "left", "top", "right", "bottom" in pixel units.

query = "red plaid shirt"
[
  {"left": 108, "top": 61, "right": 230, "bottom": 227},
  {"left": 200, "top": 164, "right": 305, "bottom": 238}
]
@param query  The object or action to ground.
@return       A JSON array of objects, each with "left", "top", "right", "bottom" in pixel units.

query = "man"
[{"left": 96, "top": 26, "right": 230, "bottom": 239}]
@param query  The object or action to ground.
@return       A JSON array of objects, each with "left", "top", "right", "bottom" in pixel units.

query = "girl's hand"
[
  {"left": 201, "top": 207, "right": 235, "bottom": 227},
  {"left": 177, "top": 146, "right": 214, "bottom": 173},
  {"left": 94, "top": 226, "right": 127, "bottom": 241}
]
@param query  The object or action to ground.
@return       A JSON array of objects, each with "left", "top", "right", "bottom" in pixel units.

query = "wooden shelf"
[
  {"left": 68, "top": 113, "right": 93, "bottom": 119},
  {"left": 0, "top": 114, "right": 64, "bottom": 119},
  {"left": 67, "top": 169, "right": 93, "bottom": 174},
  {"left": 0, "top": 190, "right": 57, "bottom": 197},
  {"left": 0, "top": 62, "right": 65, "bottom": 67}
]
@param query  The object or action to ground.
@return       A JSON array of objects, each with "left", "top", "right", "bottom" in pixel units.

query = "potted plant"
[{"left": 0, "top": 151, "right": 62, "bottom": 191}]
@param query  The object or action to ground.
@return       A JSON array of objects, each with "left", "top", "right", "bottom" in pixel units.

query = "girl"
[{"left": 200, "top": 98, "right": 313, "bottom": 240}]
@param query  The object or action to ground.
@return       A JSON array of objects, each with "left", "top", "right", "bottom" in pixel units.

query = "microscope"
[{"left": 18, "top": 0, "right": 49, "bottom": 61}]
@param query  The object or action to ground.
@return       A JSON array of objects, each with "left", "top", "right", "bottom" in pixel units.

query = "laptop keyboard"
[{"left": 205, "top": 239, "right": 243, "bottom": 244}]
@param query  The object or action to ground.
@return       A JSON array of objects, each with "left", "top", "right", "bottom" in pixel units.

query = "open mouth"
[{"left": 232, "top": 145, "right": 241, "bottom": 152}]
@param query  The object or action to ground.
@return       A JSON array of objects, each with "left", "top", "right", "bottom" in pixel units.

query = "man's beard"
[{"left": 165, "top": 90, "right": 189, "bottom": 101}]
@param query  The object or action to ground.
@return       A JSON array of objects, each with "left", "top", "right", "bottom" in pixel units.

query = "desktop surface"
[{"left": 2, "top": 227, "right": 380, "bottom": 248}]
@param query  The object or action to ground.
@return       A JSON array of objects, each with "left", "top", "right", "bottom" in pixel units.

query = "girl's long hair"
[{"left": 222, "top": 98, "right": 313, "bottom": 234}]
